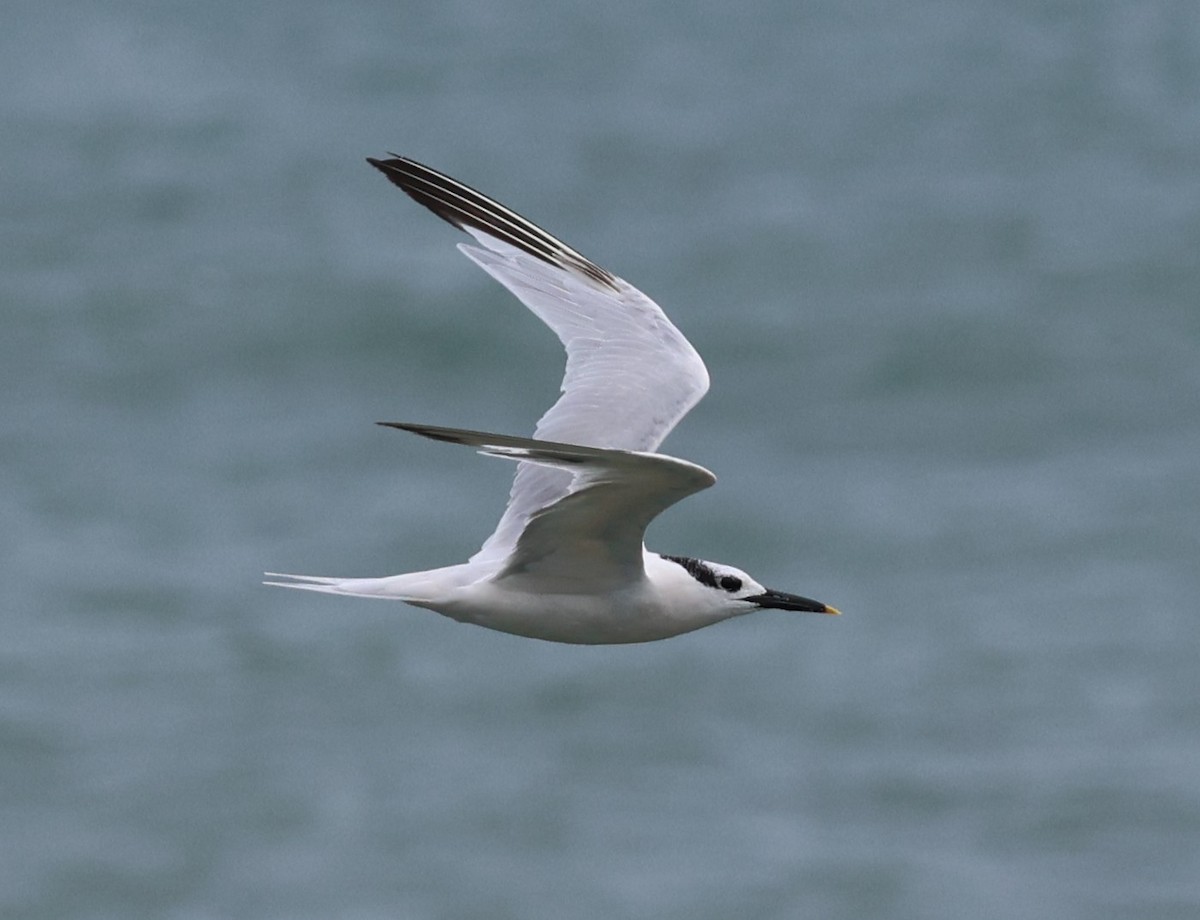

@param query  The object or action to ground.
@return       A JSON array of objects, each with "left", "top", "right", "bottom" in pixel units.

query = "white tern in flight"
[{"left": 266, "top": 156, "right": 839, "bottom": 643}]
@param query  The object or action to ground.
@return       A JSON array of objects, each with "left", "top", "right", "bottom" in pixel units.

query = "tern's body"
[
  {"left": 266, "top": 156, "right": 838, "bottom": 643},
  {"left": 277, "top": 551, "right": 757, "bottom": 645}
]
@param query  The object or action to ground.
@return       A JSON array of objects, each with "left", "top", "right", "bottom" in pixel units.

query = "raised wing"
[
  {"left": 368, "top": 156, "right": 710, "bottom": 566},
  {"left": 379, "top": 423, "right": 716, "bottom": 590}
]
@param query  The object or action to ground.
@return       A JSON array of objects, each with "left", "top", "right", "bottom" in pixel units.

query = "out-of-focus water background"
[{"left": 4, "top": 2, "right": 1199, "bottom": 918}]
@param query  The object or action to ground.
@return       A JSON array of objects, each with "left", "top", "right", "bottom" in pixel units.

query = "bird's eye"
[{"left": 719, "top": 575, "right": 742, "bottom": 592}]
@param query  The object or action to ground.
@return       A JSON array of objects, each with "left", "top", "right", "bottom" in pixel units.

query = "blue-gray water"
[{"left": 4, "top": 2, "right": 1199, "bottom": 918}]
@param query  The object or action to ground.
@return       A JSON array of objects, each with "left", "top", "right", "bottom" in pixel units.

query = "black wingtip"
[
  {"left": 367, "top": 155, "right": 471, "bottom": 234},
  {"left": 377, "top": 421, "right": 419, "bottom": 433},
  {"left": 363, "top": 153, "right": 620, "bottom": 291},
  {"left": 365, "top": 155, "right": 411, "bottom": 191},
  {"left": 365, "top": 153, "right": 403, "bottom": 173},
  {"left": 377, "top": 421, "right": 465, "bottom": 445}
]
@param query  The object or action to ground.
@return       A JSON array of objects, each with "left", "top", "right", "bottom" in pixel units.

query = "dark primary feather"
[{"left": 366, "top": 155, "right": 619, "bottom": 291}]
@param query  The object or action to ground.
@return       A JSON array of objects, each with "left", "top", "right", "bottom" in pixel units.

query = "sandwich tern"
[{"left": 266, "top": 156, "right": 839, "bottom": 644}]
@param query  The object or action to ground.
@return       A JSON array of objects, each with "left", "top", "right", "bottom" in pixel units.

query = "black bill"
[{"left": 747, "top": 589, "right": 840, "bottom": 615}]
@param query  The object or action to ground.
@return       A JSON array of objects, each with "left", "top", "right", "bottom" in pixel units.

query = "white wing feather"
[
  {"left": 367, "top": 157, "right": 710, "bottom": 566},
  {"left": 378, "top": 424, "right": 716, "bottom": 591}
]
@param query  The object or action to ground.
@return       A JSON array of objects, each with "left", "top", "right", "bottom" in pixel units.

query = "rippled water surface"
[{"left": 4, "top": 2, "right": 1199, "bottom": 918}]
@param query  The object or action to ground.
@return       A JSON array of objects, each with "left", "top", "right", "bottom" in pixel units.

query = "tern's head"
[{"left": 656, "top": 554, "right": 839, "bottom": 619}]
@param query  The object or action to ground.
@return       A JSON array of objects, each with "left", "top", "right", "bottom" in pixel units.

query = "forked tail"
[
  {"left": 264, "top": 564, "right": 479, "bottom": 604},
  {"left": 263, "top": 573, "right": 401, "bottom": 600}
]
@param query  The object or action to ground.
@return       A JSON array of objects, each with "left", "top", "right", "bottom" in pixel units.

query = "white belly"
[{"left": 426, "top": 579, "right": 729, "bottom": 645}]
